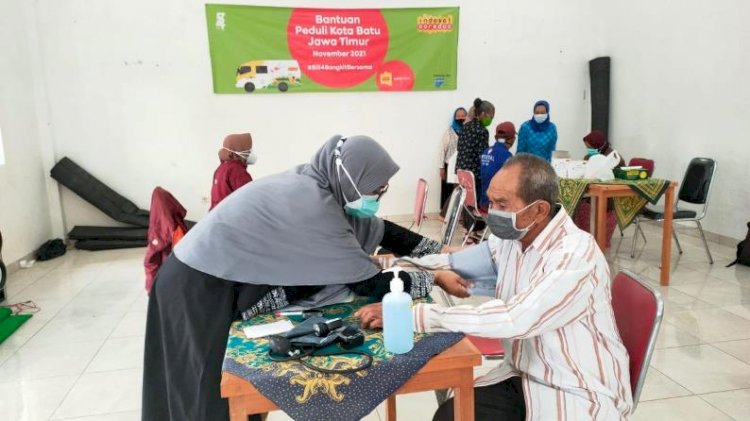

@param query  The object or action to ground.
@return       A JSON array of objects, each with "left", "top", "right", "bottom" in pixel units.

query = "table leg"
[
  {"left": 228, "top": 396, "right": 250, "bottom": 421},
  {"left": 386, "top": 395, "right": 397, "bottom": 421},
  {"left": 453, "top": 370, "right": 475, "bottom": 421},
  {"left": 594, "top": 193, "right": 608, "bottom": 251},
  {"left": 589, "top": 196, "right": 598, "bottom": 239},
  {"left": 661, "top": 184, "right": 675, "bottom": 286}
]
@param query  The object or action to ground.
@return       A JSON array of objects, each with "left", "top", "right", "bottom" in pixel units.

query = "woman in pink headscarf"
[
  {"left": 583, "top": 130, "right": 625, "bottom": 166},
  {"left": 210, "top": 133, "right": 256, "bottom": 210},
  {"left": 575, "top": 130, "right": 624, "bottom": 248}
]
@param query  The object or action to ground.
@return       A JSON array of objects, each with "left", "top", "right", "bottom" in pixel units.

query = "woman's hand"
[
  {"left": 439, "top": 168, "right": 447, "bottom": 181},
  {"left": 434, "top": 270, "right": 472, "bottom": 298},
  {"left": 355, "top": 303, "right": 383, "bottom": 329},
  {"left": 370, "top": 254, "right": 394, "bottom": 269}
]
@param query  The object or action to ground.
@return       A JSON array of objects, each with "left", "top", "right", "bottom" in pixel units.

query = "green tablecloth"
[
  {"left": 222, "top": 296, "right": 464, "bottom": 421},
  {"left": 559, "top": 178, "right": 671, "bottom": 229}
]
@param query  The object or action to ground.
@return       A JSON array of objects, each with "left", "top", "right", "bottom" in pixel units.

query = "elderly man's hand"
[
  {"left": 434, "top": 270, "right": 472, "bottom": 298},
  {"left": 440, "top": 245, "right": 465, "bottom": 254},
  {"left": 355, "top": 303, "right": 383, "bottom": 329}
]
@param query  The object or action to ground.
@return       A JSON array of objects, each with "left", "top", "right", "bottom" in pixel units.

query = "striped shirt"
[{"left": 414, "top": 208, "right": 633, "bottom": 420}]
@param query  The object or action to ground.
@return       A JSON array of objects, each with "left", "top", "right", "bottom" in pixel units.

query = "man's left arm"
[{"left": 414, "top": 237, "right": 601, "bottom": 339}]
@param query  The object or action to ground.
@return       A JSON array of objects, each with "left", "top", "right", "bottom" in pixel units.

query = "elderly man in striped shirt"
[{"left": 357, "top": 154, "right": 632, "bottom": 420}]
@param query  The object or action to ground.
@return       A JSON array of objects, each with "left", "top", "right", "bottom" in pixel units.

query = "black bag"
[
  {"left": 1, "top": 229, "right": 6, "bottom": 302},
  {"left": 35, "top": 239, "right": 67, "bottom": 261},
  {"left": 727, "top": 222, "right": 750, "bottom": 267}
]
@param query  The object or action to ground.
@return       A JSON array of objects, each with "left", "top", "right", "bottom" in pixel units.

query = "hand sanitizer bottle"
[{"left": 382, "top": 266, "right": 414, "bottom": 354}]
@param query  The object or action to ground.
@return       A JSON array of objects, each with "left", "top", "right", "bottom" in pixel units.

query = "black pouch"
[
  {"left": 35, "top": 239, "right": 67, "bottom": 261},
  {"left": 727, "top": 222, "right": 750, "bottom": 267}
]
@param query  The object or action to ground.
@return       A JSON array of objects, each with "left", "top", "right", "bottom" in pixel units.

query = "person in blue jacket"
[{"left": 479, "top": 122, "right": 516, "bottom": 209}]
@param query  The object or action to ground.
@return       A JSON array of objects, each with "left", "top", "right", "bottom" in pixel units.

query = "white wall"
[
  {"left": 596, "top": 1, "right": 750, "bottom": 240},
  {"left": 13, "top": 0, "right": 748, "bottom": 251},
  {"left": 29, "top": 0, "right": 595, "bottom": 228},
  {"left": 0, "top": 1, "right": 55, "bottom": 263}
]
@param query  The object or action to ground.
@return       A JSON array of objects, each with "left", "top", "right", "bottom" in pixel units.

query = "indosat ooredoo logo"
[{"left": 416, "top": 14, "right": 454, "bottom": 34}]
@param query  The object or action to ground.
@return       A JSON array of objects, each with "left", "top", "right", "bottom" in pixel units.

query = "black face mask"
[{"left": 454, "top": 119, "right": 465, "bottom": 125}]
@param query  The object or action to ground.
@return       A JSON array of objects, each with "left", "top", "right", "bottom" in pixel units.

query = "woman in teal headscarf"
[{"left": 517, "top": 100, "right": 558, "bottom": 162}]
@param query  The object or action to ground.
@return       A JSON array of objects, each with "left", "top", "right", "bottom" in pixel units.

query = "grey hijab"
[{"left": 174, "top": 135, "right": 400, "bottom": 285}]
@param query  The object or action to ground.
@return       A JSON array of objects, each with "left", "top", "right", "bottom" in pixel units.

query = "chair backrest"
[
  {"left": 678, "top": 158, "right": 716, "bottom": 206},
  {"left": 456, "top": 169, "right": 478, "bottom": 209},
  {"left": 611, "top": 270, "right": 664, "bottom": 411},
  {"left": 440, "top": 186, "right": 466, "bottom": 246},
  {"left": 628, "top": 158, "right": 655, "bottom": 177},
  {"left": 466, "top": 335, "right": 505, "bottom": 359},
  {"left": 413, "top": 179, "right": 429, "bottom": 230}
]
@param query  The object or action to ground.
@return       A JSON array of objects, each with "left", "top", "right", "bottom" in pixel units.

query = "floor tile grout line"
[
  {"left": 695, "top": 393, "right": 741, "bottom": 421},
  {"left": 640, "top": 366, "right": 696, "bottom": 402},
  {"left": 51, "top": 408, "right": 141, "bottom": 421},
  {"left": 47, "top": 266, "right": 142, "bottom": 421},
  {"left": 650, "top": 343, "right": 750, "bottom": 399},
  {"left": 709, "top": 337, "right": 750, "bottom": 345},
  {"left": 696, "top": 386, "right": 750, "bottom": 397},
  {"left": 4, "top": 262, "right": 61, "bottom": 302},
  {"left": 704, "top": 342, "right": 750, "bottom": 368},
  {"left": 0, "top": 372, "right": 82, "bottom": 386},
  {"left": 0, "top": 301, "right": 69, "bottom": 367}
]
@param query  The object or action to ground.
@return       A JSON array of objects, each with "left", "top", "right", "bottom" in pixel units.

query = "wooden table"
[
  {"left": 221, "top": 337, "right": 482, "bottom": 421},
  {"left": 588, "top": 182, "right": 677, "bottom": 286}
]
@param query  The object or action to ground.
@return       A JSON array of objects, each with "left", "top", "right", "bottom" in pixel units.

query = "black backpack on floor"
[
  {"left": 727, "top": 222, "right": 750, "bottom": 267},
  {"left": 35, "top": 239, "right": 67, "bottom": 261}
]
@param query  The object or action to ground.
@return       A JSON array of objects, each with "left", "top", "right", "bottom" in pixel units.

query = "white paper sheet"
[{"left": 242, "top": 319, "right": 294, "bottom": 339}]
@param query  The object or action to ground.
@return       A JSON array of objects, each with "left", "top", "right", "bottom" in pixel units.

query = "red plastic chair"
[
  {"left": 628, "top": 158, "right": 655, "bottom": 177},
  {"left": 409, "top": 178, "right": 429, "bottom": 233},
  {"left": 466, "top": 335, "right": 504, "bottom": 359},
  {"left": 456, "top": 170, "right": 488, "bottom": 245},
  {"left": 611, "top": 270, "right": 664, "bottom": 411}
]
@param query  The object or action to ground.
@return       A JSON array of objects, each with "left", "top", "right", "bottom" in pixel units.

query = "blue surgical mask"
[
  {"left": 586, "top": 148, "right": 599, "bottom": 157},
  {"left": 345, "top": 195, "right": 380, "bottom": 218},
  {"left": 533, "top": 114, "right": 548, "bottom": 124},
  {"left": 487, "top": 200, "right": 539, "bottom": 240}
]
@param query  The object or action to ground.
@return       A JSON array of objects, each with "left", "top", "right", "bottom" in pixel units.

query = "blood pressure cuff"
[{"left": 449, "top": 243, "right": 498, "bottom": 297}]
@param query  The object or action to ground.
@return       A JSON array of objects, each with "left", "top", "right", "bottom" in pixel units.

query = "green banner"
[{"left": 205, "top": 5, "right": 459, "bottom": 94}]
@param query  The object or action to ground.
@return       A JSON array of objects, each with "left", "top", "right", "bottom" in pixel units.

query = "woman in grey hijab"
[{"left": 142, "top": 135, "right": 463, "bottom": 421}]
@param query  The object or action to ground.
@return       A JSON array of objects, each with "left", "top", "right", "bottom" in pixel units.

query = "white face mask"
[
  {"left": 224, "top": 147, "right": 258, "bottom": 165},
  {"left": 534, "top": 114, "right": 548, "bottom": 124},
  {"left": 243, "top": 151, "right": 258, "bottom": 165}
]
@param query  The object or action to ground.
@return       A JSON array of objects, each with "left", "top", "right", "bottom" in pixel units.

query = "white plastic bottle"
[{"left": 382, "top": 266, "right": 414, "bottom": 354}]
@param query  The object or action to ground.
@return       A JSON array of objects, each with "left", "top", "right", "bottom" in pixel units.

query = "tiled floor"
[{"left": 1, "top": 218, "right": 749, "bottom": 420}]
